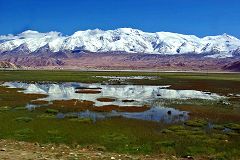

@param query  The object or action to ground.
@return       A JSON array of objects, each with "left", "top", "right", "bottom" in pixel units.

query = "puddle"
[
  {"left": 2, "top": 82, "right": 225, "bottom": 123},
  {"left": 57, "top": 106, "right": 188, "bottom": 123},
  {"left": 228, "top": 93, "right": 240, "bottom": 98},
  {"left": 94, "top": 76, "right": 159, "bottom": 80}
]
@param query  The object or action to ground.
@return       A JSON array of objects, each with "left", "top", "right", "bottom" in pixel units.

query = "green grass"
[
  {"left": 184, "top": 119, "right": 208, "bottom": 127},
  {"left": 0, "top": 109, "right": 240, "bottom": 158},
  {"left": 224, "top": 123, "right": 240, "bottom": 131},
  {"left": 45, "top": 108, "right": 59, "bottom": 114},
  {"left": 14, "top": 116, "right": 33, "bottom": 123},
  {"left": 0, "top": 70, "right": 240, "bottom": 82}
]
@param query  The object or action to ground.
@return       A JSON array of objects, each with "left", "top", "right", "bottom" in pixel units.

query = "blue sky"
[{"left": 0, "top": 0, "right": 240, "bottom": 38}]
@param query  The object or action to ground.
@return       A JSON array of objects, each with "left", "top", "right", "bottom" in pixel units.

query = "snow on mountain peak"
[
  {"left": 19, "top": 30, "right": 40, "bottom": 35},
  {"left": 19, "top": 30, "right": 62, "bottom": 38},
  {"left": 116, "top": 28, "right": 143, "bottom": 34},
  {"left": 0, "top": 28, "right": 240, "bottom": 57},
  {"left": 72, "top": 29, "right": 104, "bottom": 37}
]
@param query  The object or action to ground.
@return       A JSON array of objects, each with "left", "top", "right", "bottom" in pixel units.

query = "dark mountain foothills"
[
  {"left": 223, "top": 61, "right": 240, "bottom": 71},
  {"left": 0, "top": 61, "right": 22, "bottom": 69},
  {"left": 0, "top": 49, "right": 239, "bottom": 71}
]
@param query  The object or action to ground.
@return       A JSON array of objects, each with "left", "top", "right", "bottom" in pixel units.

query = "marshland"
[{"left": 0, "top": 70, "right": 239, "bottom": 159}]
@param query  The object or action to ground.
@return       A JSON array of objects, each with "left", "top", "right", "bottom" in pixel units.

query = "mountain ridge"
[{"left": 1, "top": 28, "right": 240, "bottom": 58}]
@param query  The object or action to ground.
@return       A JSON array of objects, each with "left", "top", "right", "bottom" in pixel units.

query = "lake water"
[{"left": 2, "top": 82, "right": 224, "bottom": 123}]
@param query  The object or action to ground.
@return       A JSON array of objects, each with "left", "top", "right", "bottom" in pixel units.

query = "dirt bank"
[{"left": 0, "top": 139, "right": 175, "bottom": 160}]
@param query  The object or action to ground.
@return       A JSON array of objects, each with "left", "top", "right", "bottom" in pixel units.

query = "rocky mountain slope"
[
  {"left": 223, "top": 61, "right": 240, "bottom": 71},
  {"left": 0, "top": 61, "right": 21, "bottom": 69}
]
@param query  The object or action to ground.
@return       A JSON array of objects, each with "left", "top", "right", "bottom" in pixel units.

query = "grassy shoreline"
[{"left": 0, "top": 70, "right": 240, "bottom": 82}]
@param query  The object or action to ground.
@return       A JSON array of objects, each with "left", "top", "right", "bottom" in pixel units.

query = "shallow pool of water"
[{"left": 2, "top": 81, "right": 225, "bottom": 123}]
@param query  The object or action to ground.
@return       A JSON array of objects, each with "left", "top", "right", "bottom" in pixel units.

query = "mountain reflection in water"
[{"left": 2, "top": 82, "right": 223, "bottom": 123}]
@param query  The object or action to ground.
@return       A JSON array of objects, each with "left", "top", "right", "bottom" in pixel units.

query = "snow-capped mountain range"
[{"left": 0, "top": 28, "right": 240, "bottom": 58}]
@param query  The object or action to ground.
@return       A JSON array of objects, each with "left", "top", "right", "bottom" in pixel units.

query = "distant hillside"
[
  {"left": 223, "top": 61, "right": 240, "bottom": 71},
  {"left": 0, "top": 52, "right": 239, "bottom": 72},
  {"left": 0, "top": 61, "right": 22, "bottom": 69}
]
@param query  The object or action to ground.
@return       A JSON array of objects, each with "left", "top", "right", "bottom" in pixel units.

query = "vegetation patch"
[
  {"left": 0, "top": 106, "right": 10, "bottom": 111},
  {"left": 224, "top": 123, "right": 240, "bottom": 131},
  {"left": 42, "top": 99, "right": 149, "bottom": 113},
  {"left": 122, "top": 99, "right": 135, "bottom": 102},
  {"left": 184, "top": 119, "right": 208, "bottom": 127},
  {"left": 211, "top": 133, "right": 228, "bottom": 140},
  {"left": 37, "top": 113, "right": 56, "bottom": 119},
  {"left": 45, "top": 108, "right": 59, "bottom": 114},
  {"left": 30, "top": 100, "right": 49, "bottom": 105},
  {"left": 226, "top": 131, "right": 240, "bottom": 136},
  {"left": 155, "top": 140, "right": 176, "bottom": 147},
  {"left": 14, "top": 106, "right": 27, "bottom": 110},
  {"left": 75, "top": 86, "right": 102, "bottom": 90},
  {"left": 173, "top": 104, "right": 240, "bottom": 123},
  {"left": 15, "top": 128, "right": 34, "bottom": 140},
  {"left": 64, "top": 113, "right": 78, "bottom": 119},
  {"left": 212, "top": 124, "right": 225, "bottom": 130},
  {"left": 168, "top": 125, "right": 185, "bottom": 131},
  {"left": 184, "top": 146, "right": 216, "bottom": 157},
  {"left": 15, "top": 117, "right": 33, "bottom": 123},
  {"left": 69, "top": 118, "right": 92, "bottom": 123},
  {"left": 92, "top": 105, "right": 150, "bottom": 112},
  {"left": 47, "top": 130, "right": 66, "bottom": 143},
  {"left": 161, "top": 129, "right": 174, "bottom": 134},
  {"left": 96, "top": 97, "right": 116, "bottom": 102},
  {"left": 0, "top": 86, "right": 48, "bottom": 108},
  {"left": 75, "top": 89, "right": 101, "bottom": 94},
  {"left": 45, "top": 99, "right": 95, "bottom": 112},
  {"left": 101, "top": 132, "right": 128, "bottom": 145}
]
